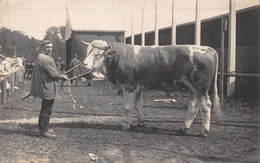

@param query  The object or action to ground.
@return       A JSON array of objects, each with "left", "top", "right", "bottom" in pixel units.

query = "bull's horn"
[
  {"left": 81, "top": 40, "right": 90, "bottom": 45},
  {"left": 106, "top": 43, "right": 112, "bottom": 49}
]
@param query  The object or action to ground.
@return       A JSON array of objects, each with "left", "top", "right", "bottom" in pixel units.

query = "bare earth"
[{"left": 0, "top": 79, "right": 259, "bottom": 163}]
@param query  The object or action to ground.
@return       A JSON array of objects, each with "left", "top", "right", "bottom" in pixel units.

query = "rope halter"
[{"left": 85, "top": 41, "right": 111, "bottom": 71}]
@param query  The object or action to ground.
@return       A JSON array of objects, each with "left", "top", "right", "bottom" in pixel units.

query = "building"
[{"left": 65, "top": 7, "right": 126, "bottom": 69}]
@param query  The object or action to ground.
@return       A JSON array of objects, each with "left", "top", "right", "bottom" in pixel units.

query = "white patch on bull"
[
  {"left": 93, "top": 56, "right": 105, "bottom": 69},
  {"left": 92, "top": 72, "right": 105, "bottom": 78},
  {"left": 188, "top": 45, "right": 207, "bottom": 64},
  {"left": 133, "top": 46, "right": 142, "bottom": 55}
]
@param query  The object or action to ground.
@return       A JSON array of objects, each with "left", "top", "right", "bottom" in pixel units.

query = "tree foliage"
[
  {"left": 0, "top": 26, "right": 66, "bottom": 63},
  {"left": 0, "top": 27, "right": 41, "bottom": 61},
  {"left": 44, "top": 26, "right": 66, "bottom": 62}
]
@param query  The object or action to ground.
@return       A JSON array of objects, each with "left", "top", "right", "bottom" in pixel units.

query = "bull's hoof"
[
  {"left": 200, "top": 131, "right": 208, "bottom": 138},
  {"left": 177, "top": 127, "right": 187, "bottom": 135},
  {"left": 199, "top": 133, "right": 207, "bottom": 138},
  {"left": 137, "top": 121, "right": 145, "bottom": 127},
  {"left": 215, "top": 117, "right": 223, "bottom": 124},
  {"left": 122, "top": 123, "right": 131, "bottom": 130}
]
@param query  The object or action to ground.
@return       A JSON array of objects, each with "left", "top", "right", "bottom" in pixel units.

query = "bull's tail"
[{"left": 213, "top": 50, "right": 223, "bottom": 122}]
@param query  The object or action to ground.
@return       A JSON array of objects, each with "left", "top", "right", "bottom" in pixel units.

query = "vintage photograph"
[{"left": 0, "top": 0, "right": 259, "bottom": 162}]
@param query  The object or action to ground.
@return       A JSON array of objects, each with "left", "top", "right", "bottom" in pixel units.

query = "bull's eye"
[{"left": 95, "top": 53, "right": 103, "bottom": 58}]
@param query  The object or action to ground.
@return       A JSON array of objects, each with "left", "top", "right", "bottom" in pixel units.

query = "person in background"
[
  {"left": 30, "top": 39, "right": 68, "bottom": 138},
  {"left": 68, "top": 53, "right": 81, "bottom": 86}
]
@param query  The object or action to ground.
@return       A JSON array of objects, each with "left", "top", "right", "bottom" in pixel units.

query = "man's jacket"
[{"left": 30, "top": 52, "right": 63, "bottom": 100}]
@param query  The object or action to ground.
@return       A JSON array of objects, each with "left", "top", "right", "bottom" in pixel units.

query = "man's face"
[{"left": 43, "top": 43, "right": 53, "bottom": 55}]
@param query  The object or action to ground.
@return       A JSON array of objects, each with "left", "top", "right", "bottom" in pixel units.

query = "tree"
[
  {"left": 0, "top": 27, "right": 40, "bottom": 60},
  {"left": 44, "top": 26, "right": 66, "bottom": 62}
]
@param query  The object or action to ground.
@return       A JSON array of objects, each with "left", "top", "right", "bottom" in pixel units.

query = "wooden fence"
[{"left": 0, "top": 69, "right": 24, "bottom": 104}]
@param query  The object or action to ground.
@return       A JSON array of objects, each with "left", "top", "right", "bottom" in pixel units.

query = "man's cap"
[
  {"left": 41, "top": 38, "right": 52, "bottom": 46},
  {"left": 73, "top": 53, "right": 78, "bottom": 58}
]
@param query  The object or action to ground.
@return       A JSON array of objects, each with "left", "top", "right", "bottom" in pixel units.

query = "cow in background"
[
  {"left": 82, "top": 40, "right": 223, "bottom": 137},
  {"left": 24, "top": 61, "right": 35, "bottom": 78}
]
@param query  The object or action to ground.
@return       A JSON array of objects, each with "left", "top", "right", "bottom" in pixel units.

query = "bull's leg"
[
  {"left": 90, "top": 79, "right": 93, "bottom": 86},
  {"left": 199, "top": 94, "right": 211, "bottom": 137},
  {"left": 122, "top": 86, "right": 136, "bottom": 130},
  {"left": 75, "top": 78, "right": 78, "bottom": 87},
  {"left": 181, "top": 89, "right": 199, "bottom": 133},
  {"left": 134, "top": 90, "right": 145, "bottom": 127},
  {"left": 24, "top": 71, "right": 27, "bottom": 78}
]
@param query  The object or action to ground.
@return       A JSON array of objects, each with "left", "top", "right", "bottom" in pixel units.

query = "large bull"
[{"left": 82, "top": 40, "right": 222, "bottom": 137}]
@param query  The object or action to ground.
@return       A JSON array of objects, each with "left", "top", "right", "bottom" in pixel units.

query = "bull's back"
[
  {"left": 133, "top": 46, "right": 179, "bottom": 87},
  {"left": 110, "top": 43, "right": 217, "bottom": 89}
]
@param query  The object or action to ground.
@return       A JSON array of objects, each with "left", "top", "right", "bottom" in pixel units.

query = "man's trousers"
[{"left": 38, "top": 98, "right": 55, "bottom": 133}]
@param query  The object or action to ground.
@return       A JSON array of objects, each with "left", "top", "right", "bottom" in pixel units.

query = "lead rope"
[
  {"left": 60, "top": 80, "right": 77, "bottom": 109},
  {"left": 61, "top": 44, "right": 108, "bottom": 109},
  {"left": 61, "top": 65, "right": 93, "bottom": 110}
]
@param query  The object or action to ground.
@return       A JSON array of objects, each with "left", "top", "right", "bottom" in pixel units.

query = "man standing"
[
  {"left": 30, "top": 39, "right": 68, "bottom": 138},
  {"left": 68, "top": 53, "right": 81, "bottom": 86}
]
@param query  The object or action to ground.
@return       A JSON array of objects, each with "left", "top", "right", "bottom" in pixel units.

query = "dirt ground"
[{"left": 0, "top": 78, "right": 259, "bottom": 163}]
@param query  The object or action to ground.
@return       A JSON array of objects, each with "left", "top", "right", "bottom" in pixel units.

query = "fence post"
[
  {"left": 1, "top": 78, "right": 7, "bottom": 104},
  {"left": 11, "top": 73, "right": 15, "bottom": 93},
  {"left": 14, "top": 71, "right": 18, "bottom": 86},
  {"left": 19, "top": 69, "right": 24, "bottom": 83},
  {"left": 6, "top": 77, "right": 10, "bottom": 97}
]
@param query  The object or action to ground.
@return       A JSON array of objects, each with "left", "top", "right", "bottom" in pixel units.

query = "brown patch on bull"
[{"left": 104, "top": 50, "right": 120, "bottom": 84}]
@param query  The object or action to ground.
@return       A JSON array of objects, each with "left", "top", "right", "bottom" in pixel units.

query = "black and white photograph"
[{"left": 0, "top": 0, "right": 259, "bottom": 162}]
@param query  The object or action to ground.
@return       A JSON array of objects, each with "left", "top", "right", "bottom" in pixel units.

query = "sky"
[{"left": 0, "top": 0, "right": 259, "bottom": 40}]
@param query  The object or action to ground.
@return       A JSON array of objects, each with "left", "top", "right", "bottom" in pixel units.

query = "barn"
[{"left": 126, "top": 5, "right": 260, "bottom": 98}]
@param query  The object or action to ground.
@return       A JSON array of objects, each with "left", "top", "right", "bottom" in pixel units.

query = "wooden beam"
[{"left": 225, "top": 73, "right": 260, "bottom": 77}]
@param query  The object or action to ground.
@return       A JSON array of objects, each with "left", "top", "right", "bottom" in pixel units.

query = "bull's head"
[{"left": 81, "top": 40, "right": 111, "bottom": 71}]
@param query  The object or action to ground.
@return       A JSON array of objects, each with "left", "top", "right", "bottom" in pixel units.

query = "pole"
[
  {"left": 220, "top": 18, "right": 228, "bottom": 107},
  {"left": 131, "top": 13, "right": 134, "bottom": 45},
  {"left": 155, "top": 0, "right": 159, "bottom": 46},
  {"left": 227, "top": 0, "right": 236, "bottom": 96},
  {"left": 171, "top": 0, "right": 176, "bottom": 45},
  {"left": 195, "top": 0, "right": 201, "bottom": 45},
  {"left": 142, "top": 8, "right": 145, "bottom": 46}
]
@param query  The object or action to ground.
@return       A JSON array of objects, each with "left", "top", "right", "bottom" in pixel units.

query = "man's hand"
[{"left": 62, "top": 75, "right": 69, "bottom": 80}]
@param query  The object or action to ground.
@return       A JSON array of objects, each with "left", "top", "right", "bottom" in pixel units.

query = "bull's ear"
[
  {"left": 81, "top": 40, "right": 90, "bottom": 46},
  {"left": 104, "top": 43, "right": 111, "bottom": 50},
  {"left": 106, "top": 50, "right": 117, "bottom": 58}
]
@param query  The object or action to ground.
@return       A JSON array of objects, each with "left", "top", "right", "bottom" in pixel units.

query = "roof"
[
  {"left": 65, "top": 6, "right": 126, "bottom": 41},
  {"left": 132, "top": 5, "right": 260, "bottom": 35}
]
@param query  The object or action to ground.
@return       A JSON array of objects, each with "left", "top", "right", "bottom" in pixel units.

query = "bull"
[{"left": 82, "top": 40, "right": 223, "bottom": 137}]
